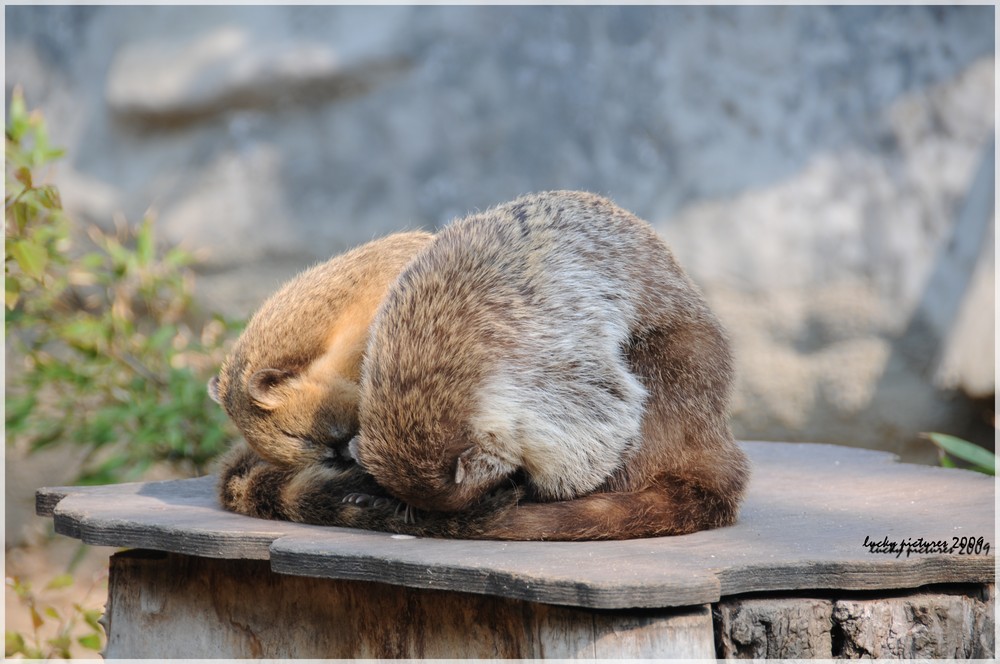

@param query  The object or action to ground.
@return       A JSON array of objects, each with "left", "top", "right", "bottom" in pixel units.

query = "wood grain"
[
  {"left": 715, "top": 586, "right": 996, "bottom": 659},
  {"left": 832, "top": 586, "right": 995, "bottom": 658},
  {"left": 38, "top": 442, "right": 995, "bottom": 609},
  {"left": 715, "top": 597, "right": 834, "bottom": 657},
  {"left": 104, "top": 550, "right": 715, "bottom": 658}
]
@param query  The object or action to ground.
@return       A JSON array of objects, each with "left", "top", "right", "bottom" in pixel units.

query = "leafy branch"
[
  {"left": 5, "top": 571, "right": 107, "bottom": 659},
  {"left": 5, "top": 85, "right": 241, "bottom": 484}
]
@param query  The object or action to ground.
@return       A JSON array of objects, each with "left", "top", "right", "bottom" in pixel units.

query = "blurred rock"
[
  {"left": 936, "top": 216, "right": 994, "bottom": 399},
  {"left": 106, "top": 26, "right": 409, "bottom": 126},
  {"left": 657, "top": 56, "right": 994, "bottom": 458},
  {"left": 5, "top": 5, "right": 995, "bottom": 462}
]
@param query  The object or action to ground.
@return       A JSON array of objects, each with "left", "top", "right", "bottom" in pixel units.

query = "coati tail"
[
  {"left": 478, "top": 472, "right": 746, "bottom": 541},
  {"left": 217, "top": 441, "right": 384, "bottom": 524}
]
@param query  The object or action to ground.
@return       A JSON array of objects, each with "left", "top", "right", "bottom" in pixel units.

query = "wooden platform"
[{"left": 37, "top": 441, "right": 995, "bottom": 658}]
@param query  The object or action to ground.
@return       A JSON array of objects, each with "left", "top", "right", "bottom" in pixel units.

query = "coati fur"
[
  {"left": 215, "top": 191, "right": 750, "bottom": 540},
  {"left": 209, "top": 231, "right": 434, "bottom": 468}
]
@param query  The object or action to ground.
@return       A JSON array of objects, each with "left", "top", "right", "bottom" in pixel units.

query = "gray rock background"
[{"left": 6, "top": 5, "right": 995, "bottom": 463}]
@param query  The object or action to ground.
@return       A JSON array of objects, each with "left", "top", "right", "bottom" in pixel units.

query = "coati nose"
[
  {"left": 346, "top": 435, "right": 361, "bottom": 462},
  {"left": 328, "top": 427, "right": 360, "bottom": 465},
  {"left": 328, "top": 425, "right": 355, "bottom": 445}
]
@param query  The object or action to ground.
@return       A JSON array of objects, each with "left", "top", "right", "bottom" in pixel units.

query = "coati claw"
[
  {"left": 394, "top": 502, "right": 417, "bottom": 525},
  {"left": 342, "top": 492, "right": 374, "bottom": 506}
]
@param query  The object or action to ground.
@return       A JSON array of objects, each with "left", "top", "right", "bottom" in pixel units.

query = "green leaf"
[
  {"left": 44, "top": 573, "right": 74, "bottom": 590},
  {"left": 9, "top": 239, "right": 48, "bottom": 281},
  {"left": 28, "top": 424, "right": 66, "bottom": 453},
  {"left": 136, "top": 219, "right": 155, "bottom": 266},
  {"left": 5, "top": 630, "right": 26, "bottom": 657},
  {"left": 43, "top": 606, "right": 61, "bottom": 620},
  {"left": 35, "top": 184, "right": 63, "bottom": 211},
  {"left": 148, "top": 324, "right": 177, "bottom": 350},
  {"left": 5, "top": 278, "right": 20, "bottom": 309},
  {"left": 8, "top": 576, "right": 31, "bottom": 598},
  {"left": 29, "top": 117, "right": 65, "bottom": 167},
  {"left": 8, "top": 89, "right": 29, "bottom": 141},
  {"left": 938, "top": 451, "right": 957, "bottom": 468},
  {"left": 62, "top": 318, "right": 106, "bottom": 351},
  {"left": 79, "top": 454, "right": 130, "bottom": 485},
  {"left": 46, "top": 633, "right": 71, "bottom": 655},
  {"left": 164, "top": 246, "right": 195, "bottom": 268},
  {"left": 10, "top": 198, "right": 30, "bottom": 233},
  {"left": 13, "top": 166, "right": 32, "bottom": 188},
  {"left": 82, "top": 609, "right": 104, "bottom": 632},
  {"left": 38, "top": 146, "right": 67, "bottom": 164},
  {"left": 924, "top": 432, "right": 995, "bottom": 475},
  {"left": 4, "top": 394, "right": 36, "bottom": 431},
  {"left": 24, "top": 645, "right": 45, "bottom": 659},
  {"left": 30, "top": 605, "right": 44, "bottom": 630},
  {"left": 78, "top": 632, "right": 103, "bottom": 651}
]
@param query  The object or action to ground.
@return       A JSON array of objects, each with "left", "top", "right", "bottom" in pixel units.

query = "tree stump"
[{"left": 37, "top": 441, "right": 994, "bottom": 658}]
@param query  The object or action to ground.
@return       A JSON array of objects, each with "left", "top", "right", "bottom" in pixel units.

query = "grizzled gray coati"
[{"left": 212, "top": 191, "right": 750, "bottom": 540}]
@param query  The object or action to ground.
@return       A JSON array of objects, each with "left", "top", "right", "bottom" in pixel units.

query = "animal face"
[{"left": 208, "top": 231, "right": 435, "bottom": 470}]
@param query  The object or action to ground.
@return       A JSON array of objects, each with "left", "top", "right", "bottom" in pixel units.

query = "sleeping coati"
[{"left": 212, "top": 191, "right": 749, "bottom": 540}]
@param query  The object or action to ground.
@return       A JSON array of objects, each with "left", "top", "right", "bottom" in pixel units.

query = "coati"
[{"left": 214, "top": 191, "right": 750, "bottom": 540}]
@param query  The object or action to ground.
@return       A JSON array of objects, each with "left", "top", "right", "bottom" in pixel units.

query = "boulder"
[{"left": 5, "top": 5, "right": 994, "bottom": 461}]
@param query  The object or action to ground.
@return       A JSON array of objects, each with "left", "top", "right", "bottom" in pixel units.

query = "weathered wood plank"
[
  {"left": 268, "top": 442, "right": 994, "bottom": 607},
  {"left": 43, "top": 475, "right": 316, "bottom": 560},
  {"left": 268, "top": 531, "right": 721, "bottom": 608},
  {"left": 35, "top": 480, "right": 162, "bottom": 517},
  {"left": 38, "top": 442, "right": 995, "bottom": 609},
  {"left": 104, "top": 550, "right": 715, "bottom": 658}
]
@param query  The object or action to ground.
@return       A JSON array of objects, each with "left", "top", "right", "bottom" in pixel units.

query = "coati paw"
[
  {"left": 342, "top": 492, "right": 397, "bottom": 510},
  {"left": 341, "top": 491, "right": 418, "bottom": 523}
]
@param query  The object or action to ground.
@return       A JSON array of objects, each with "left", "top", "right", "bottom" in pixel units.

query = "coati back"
[
  {"left": 209, "top": 231, "right": 434, "bottom": 468},
  {"left": 216, "top": 191, "right": 750, "bottom": 540}
]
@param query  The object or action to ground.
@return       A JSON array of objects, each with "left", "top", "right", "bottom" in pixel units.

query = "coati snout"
[{"left": 209, "top": 367, "right": 360, "bottom": 467}]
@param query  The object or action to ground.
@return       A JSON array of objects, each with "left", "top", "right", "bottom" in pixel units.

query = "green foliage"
[
  {"left": 5, "top": 86, "right": 241, "bottom": 484},
  {"left": 5, "top": 87, "right": 68, "bottom": 310},
  {"left": 923, "top": 432, "right": 995, "bottom": 476},
  {"left": 5, "top": 571, "right": 106, "bottom": 659}
]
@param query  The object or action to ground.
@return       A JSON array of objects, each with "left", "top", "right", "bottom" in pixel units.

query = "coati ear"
[
  {"left": 454, "top": 445, "right": 517, "bottom": 487},
  {"left": 207, "top": 376, "right": 222, "bottom": 404},
  {"left": 454, "top": 447, "right": 478, "bottom": 485},
  {"left": 248, "top": 368, "right": 294, "bottom": 410}
]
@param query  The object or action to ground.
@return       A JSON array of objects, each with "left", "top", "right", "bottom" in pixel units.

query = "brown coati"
[{"left": 214, "top": 191, "right": 750, "bottom": 540}]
